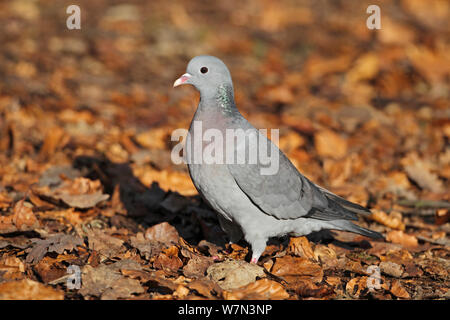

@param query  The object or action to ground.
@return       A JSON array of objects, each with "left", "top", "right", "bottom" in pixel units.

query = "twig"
[{"left": 396, "top": 199, "right": 450, "bottom": 209}]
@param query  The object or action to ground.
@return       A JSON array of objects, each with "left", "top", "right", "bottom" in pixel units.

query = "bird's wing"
[{"left": 227, "top": 129, "right": 361, "bottom": 221}]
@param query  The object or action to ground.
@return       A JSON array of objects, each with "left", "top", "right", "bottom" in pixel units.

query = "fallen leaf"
[
  {"left": 183, "top": 255, "right": 214, "bottom": 278},
  {"left": 0, "top": 279, "right": 64, "bottom": 300},
  {"left": 379, "top": 261, "right": 404, "bottom": 278},
  {"left": 39, "top": 126, "right": 69, "bottom": 159},
  {"left": 271, "top": 256, "right": 323, "bottom": 283},
  {"left": 0, "top": 199, "right": 40, "bottom": 234},
  {"left": 36, "top": 177, "right": 109, "bottom": 209},
  {"left": 129, "top": 232, "right": 164, "bottom": 260},
  {"left": 33, "top": 256, "right": 68, "bottom": 283},
  {"left": 287, "top": 236, "right": 316, "bottom": 260},
  {"left": 79, "top": 260, "right": 144, "bottom": 300},
  {"left": 314, "top": 129, "right": 348, "bottom": 159},
  {"left": 295, "top": 279, "right": 334, "bottom": 298},
  {"left": 145, "top": 222, "right": 179, "bottom": 245},
  {"left": 345, "top": 277, "right": 368, "bottom": 299},
  {"left": 0, "top": 255, "right": 26, "bottom": 280},
  {"left": 86, "top": 229, "right": 125, "bottom": 259},
  {"left": 390, "top": 280, "right": 410, "bottom": 299},
  {"left": 223, "top": 279, "right": 289, "bottom": 300},
  {"left": 402, "top": 153, "right": 444, "bottom": 193},
  {"left": 313, "top": 244, "right": 337, "bottom": 267},
  {"left": 154, "top": 246, "right": 183, "bottom": 273},
  {"left": 369, "top": 209, "right": 405, "bottom": 231},
  {"left": 207, "top": 260, "right": 265, "bottom": 290},
  {"left": 187, "top": 278, "right": 223, "bottom": 299},
  {"left": 26, "top": 234, "right": 84, "bottom": 264},
  {"left": 386, "top": 230, "right": 418, "bottom": 248}
]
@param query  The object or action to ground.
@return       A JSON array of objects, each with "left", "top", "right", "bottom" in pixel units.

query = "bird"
[{"left": 173, "top": 55, "right": 382, "bottom": 263}]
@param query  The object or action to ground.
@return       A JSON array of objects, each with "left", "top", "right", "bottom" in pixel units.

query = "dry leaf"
[
  {"left": 26, "top": 234, "right": 84, "bottom": 264},
  {"left": 207, "top": 260, "right": 265, "bottom": 291},
  {"left": 345, "top": 277, "right": 368, "bottom": 298},
  {"left": 271, "top": 256, "right": 323, "bottom": 283},
  {"left": 370, "top": 209, "right": 405, "bottom": 231},
  {"left": 145, "top": 222, "right": 179, "bottom": 245},
  {"left": 80, "top": 262, "right": 145, "bottom": 299},
  {"left": 86, "top": 229, "right": 125, "bottom": 259},
  {"left": 0, "top": 199, "right": 40, "bottom": 234},
  {"left": 129, "top": 232, "right": 164, "bottom": 260},
  {"left": 287, "top": 236, "right": 316, "bottom": 260},
  {"left": 154, "top": 246, "right": 183, "bottom": 273},
  {"left": 379, "top": 261, "right": 404, "bottom": 278},
  {"left": 187, "top": 278, "right": 223, "bottom": 299},
  {"left": 390, "top": 280, "right": 410, "bottom": 299},
  {"left": 314, "top": 130, "right": 348, "bottom": 159},
  {"left": 223, "top": 279, "right": 289, "bottom": 300},
  {"left": 183, "top": 255, "right": 214, "bottom": 278},
  {"left": 0, "top": 279, "right": 64, "bottom": 300},
  {"left": 402, "top": 153, "right": 444, "bottom": 193},
  {"left": 386, "top": 230, "right": 418, "bottom": 248}
]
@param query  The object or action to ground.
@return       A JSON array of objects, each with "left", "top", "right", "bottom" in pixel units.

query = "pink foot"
[{"left": 250, "top": 257, "right": 258, "bottom": 264}]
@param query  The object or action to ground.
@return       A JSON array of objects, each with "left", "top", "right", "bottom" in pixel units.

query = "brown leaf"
[
  {"left": 0, "top": 255, "right": 25, "bottom": 280},
  {"left": 39, "top": 127, "right": 69, "bottom": 159},
  {"left": 37, "top": 177, "right": 109, "bottom": 209},
  {"left": 287, "top": 236, "right": 316, "bottom": 260},
  {"left": 33, "top": 256, "right": 67, "bottom": 283},
  {"left": 187, "top": 278, "right": 223, "bottom": 299},
  {"left": 294, "top": 279, "right": 334, "bottom": 298},
  {"left": 59, "top": 192, "right": 109, "bottom": 209},
  {"left": 369, "top": 209, "right": 405, "bottom": 231},
  {"left": 129, "top": 232, "right": 164, "bottom": 260},
  {"left": 314, "top": 129, "right": 348, "bottom": 159},
  {"left": 0, "top": 199, "right": 40, "bottom": 234},
  {"left": 379, "top": 261, "right": 404, "bottom": 278},
  {"left": 223, "top": 279, "right": 289, "bottom": 300},
  {"left": 207, "top": 260, "right": 265, "bottom": 291},
  {"left": 390, "top": 280, "right": 410, "bottom": 299},
  {"left": 135, "top": 127, "right": 171, "bottom": 150},
  {"left": 183, "top": 255, "right": 214, "bottom": 278},
  {"left": 345, "top": 277, "right": 368, "bottom": 298},
  {"left": 86, "top": 229, "right": 125, "bottom": 259},
  {"left": 0, "top": 192, "right": 12, "bottom": 209},
  {"left": 386, "top": 230, "right": 418, "bottom": 248},
  {"left": 145, "top": 222, "right": 179, "bottom": 246},
  {"left": 271, "top": 256, "right": 323, "bottom": 283},
  {"left": 313, "top": 244, "right": 337, "bottom": 267},
  {"left": 0, "top": 279, "right": 64, "bottom": 300},
  {"left": 26, "top": 234, "right": 84, "bottom": 264},
  {"left": 154, "top": 246, "right": 183, "bottom": 273},
  {"left": 79, "top": 262, "right": 145, "bottom": 299},
  {"left": 402, "top": 153, "right": 444, "bottom": 193}
]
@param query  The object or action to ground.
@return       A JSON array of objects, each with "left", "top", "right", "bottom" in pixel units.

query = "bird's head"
[{"left": 173, "top": 55, "right": 233, "bottom": 98}]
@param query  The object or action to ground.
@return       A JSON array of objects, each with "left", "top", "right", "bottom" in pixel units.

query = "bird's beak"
[{"left": 173, "top": 73, "right": 192, "bottom": 87}]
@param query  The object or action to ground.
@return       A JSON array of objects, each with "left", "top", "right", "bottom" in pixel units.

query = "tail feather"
[
  {"left": 331, "top": 220, "right": 383, "bottom": 239},
  {"left": 322, "top": 191, "right": 371, "bottom": 215}
]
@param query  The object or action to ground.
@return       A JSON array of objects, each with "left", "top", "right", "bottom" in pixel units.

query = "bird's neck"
[{"left": 200, "top": 84, "right": 237, "bottom": 116}]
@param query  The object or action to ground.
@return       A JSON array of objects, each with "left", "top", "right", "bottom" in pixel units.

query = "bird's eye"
[{"left": 200, "top": 67, "right": 208, "bottom": 74}]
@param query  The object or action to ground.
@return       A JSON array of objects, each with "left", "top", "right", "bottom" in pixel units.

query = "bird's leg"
[{"left": 247, "top": 235, "right": 267, "bottom": 264}]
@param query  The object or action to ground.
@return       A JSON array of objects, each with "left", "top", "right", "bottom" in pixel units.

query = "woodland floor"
[{"left": 0, "top": 0, "right": 448, "bottom": 300}]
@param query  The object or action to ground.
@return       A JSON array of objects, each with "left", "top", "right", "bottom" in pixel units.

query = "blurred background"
[
  {"left": 0, "top": 0, "right": 448, "bottom": 300},
  {"left": 0, "top": 0, "right": 448, "bottom": 199}
]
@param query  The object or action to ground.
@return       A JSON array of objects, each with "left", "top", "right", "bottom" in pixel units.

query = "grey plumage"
[{"left": 174, "top": 55, "right": 382, "bottom": 263}]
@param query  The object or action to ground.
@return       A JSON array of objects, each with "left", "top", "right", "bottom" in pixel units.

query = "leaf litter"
[{"left": 0, "top": 0, "right": 448, "bottom": 300}]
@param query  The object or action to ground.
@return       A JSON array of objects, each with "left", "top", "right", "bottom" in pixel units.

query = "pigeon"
[{"left": 173, "top": 55, "right": 382, "bottom": 263}]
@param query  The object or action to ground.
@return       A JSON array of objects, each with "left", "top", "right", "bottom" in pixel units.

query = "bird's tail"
[{"left": 330, "top": 220, "right": 383, "bottom": 239}]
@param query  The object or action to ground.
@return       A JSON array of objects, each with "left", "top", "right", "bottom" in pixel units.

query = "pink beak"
[{"left": 173, "top": 73, "right": 192, "bottom": 87}]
